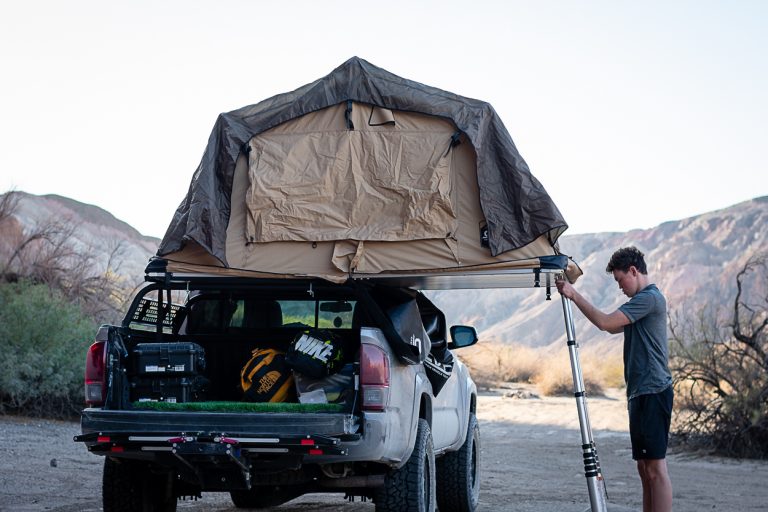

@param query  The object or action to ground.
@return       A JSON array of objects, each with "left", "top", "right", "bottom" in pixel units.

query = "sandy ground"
[{"left": 1, "top": 386, "right": 767, "bottom": 512}]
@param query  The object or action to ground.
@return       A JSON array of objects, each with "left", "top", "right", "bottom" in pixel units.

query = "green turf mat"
[{"left": 132, "top": 401, "right": 344, "bottom": 413}]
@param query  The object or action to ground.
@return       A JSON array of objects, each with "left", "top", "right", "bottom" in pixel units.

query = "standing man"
[{"left": 556, "top": 246, "right": 673, "bottom": 512}]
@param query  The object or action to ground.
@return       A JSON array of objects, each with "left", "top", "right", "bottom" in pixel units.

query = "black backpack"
[{"left": 286, "top": 329, "right": 345, "bottom": 378}]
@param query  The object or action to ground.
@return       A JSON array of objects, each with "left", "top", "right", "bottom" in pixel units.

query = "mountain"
[
  {"left": 3, "top": 191, "right": 766, "bottom": 353},
  {"left": 0, "top": 191, "right": 159, "bottom": 281},
  {"left": 428, "top": 196, "right": 768, "bottom": 352}
]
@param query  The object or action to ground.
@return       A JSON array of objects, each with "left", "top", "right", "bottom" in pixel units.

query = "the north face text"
[{"left": 257, "top": 370, "right": 281, "bottom": 394}]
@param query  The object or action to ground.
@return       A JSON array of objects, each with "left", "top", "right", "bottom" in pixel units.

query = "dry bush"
[
  {"left": 582, "top": 344, "right": 626, "bottom": 389},
  {"left": 670, "top": 255, "right": 768, "bottom": 458},
  {"left": 532, "top": 350, "right": 611, "bottom": 398},
  {"left": 460, "top": 339, "right": 624, "bottom": 397},
  {"left": 0, "top": 190, "right": 133, "bottom": 323},
  {"left": 460, "top": 341, "right": 542, "bottom": 388}
]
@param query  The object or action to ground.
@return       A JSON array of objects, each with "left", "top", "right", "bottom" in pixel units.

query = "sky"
[{"left": 1, "top": 0, "right": 766, "bottom": 239}]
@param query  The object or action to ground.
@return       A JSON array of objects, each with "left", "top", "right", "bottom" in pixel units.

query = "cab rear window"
[{"left": 185, "top": 298, "right": 356, "bottom": 333}]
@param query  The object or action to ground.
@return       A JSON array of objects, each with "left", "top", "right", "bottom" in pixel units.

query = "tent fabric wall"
[
  {"left": 157, "top": 57, "right": 568, "bottom": 272},
  {"left": 244, "top": 103, "right": 457, "bottom": 243}
]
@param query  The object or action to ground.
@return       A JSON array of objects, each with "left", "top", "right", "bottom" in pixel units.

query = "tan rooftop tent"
[{"left": 154, "top": 57, "right": 578, "bottom": 288}]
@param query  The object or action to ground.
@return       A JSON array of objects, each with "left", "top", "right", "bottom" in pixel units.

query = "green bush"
[{"left": 0, "top": 280, "right": 96, "bottom": 418}]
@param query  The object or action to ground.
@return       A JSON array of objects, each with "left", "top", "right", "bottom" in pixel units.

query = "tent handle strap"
[{"left": 345, "top": 100, "right": 354, "bottom": 130}]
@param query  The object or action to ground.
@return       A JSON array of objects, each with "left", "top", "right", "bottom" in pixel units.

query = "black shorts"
[{"left": 628, "top": 386, "right": 673, "bottom": 460}]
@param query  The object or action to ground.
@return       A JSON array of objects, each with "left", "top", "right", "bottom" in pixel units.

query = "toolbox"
[
  {"left": 130, "top": 376, "right": 209, "bottom": 403},
  {"left": 132, "top": 342, "right": 206, "bottom": 376}
]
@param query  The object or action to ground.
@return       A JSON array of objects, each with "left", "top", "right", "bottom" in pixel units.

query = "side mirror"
[{"left": 448, "top": 325, "right": 478, "bottom": 349}]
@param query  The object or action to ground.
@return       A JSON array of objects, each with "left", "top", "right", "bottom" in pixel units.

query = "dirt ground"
[{"left": 1, "top": 386, "right": 767, "bottom": 512}]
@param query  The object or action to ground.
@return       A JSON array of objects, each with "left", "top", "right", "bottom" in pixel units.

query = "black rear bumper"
[
  {"left": 79, "top": 408, "right": 359, "bottom": 436},
  {"left": 75, "top": 408, "right": 363, "bottom": 491},
  {"left": 77, "top": 408, "right": 359, "bottom": 459}
]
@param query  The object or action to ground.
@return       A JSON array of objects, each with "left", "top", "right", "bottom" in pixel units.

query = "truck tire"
[
  {"left": 103, "top": 457, "right": 177, "bottom": 512},
  {"left": 436, "top": 413, "right": 480, "bottom": 512},
  {"left": 229, "top": 486, "right": 302, "bottom": 509},
  {"left": 375, "top": 418, "right": 436, "bottom": 512}
]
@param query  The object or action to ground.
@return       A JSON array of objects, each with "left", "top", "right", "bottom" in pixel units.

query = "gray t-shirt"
[{"left": 618, "top": 284, "right": 672, "bottom": 399}]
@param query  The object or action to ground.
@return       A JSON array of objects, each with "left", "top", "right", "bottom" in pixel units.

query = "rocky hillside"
[
  {"left": 429, "top": 196, "right": 768, "bottom": 351},
  {"left": 0, "top": 191, "right": 159, "bottom": 283}
]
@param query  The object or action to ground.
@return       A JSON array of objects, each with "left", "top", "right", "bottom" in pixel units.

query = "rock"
[{"left": 502, "top": 389, "right": 540, "bottom": 399}]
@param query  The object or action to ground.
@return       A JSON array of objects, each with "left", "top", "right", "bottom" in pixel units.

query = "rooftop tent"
[{"left": 155, "top": 57, "right": 578, "bottom": 288}]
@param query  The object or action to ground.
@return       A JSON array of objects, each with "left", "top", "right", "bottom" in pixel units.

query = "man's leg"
[
  {"left": 636, "top": 458, "right": 672, "bottom": 512},
  {"left": 636, "top": 460, "right": 651, "bottom": 512}
]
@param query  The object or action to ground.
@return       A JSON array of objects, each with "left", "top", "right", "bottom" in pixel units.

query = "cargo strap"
[
  {"left": 443, "top": 131, "right": 462, "bottom": 157},
  {"left": 345, "top": 100, "right": 354, "bottom": 130}
]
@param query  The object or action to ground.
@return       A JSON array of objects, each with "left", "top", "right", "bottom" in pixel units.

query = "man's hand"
[{"left": 556, "top": 276, "right": 575, "bottom": 300}]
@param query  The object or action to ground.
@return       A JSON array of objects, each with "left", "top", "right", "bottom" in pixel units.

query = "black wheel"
[
  {"left": 103, "top": 457, "right": 177, "bottom": 512},
  {"left": 230, "top": 486, "right": 302, "bottom": 509},
  {"left": 375, "top": 418, "right": 436, "bottom": 512},
  {"left": 436, "top": 413, "right": 481, "bottom": 512}
]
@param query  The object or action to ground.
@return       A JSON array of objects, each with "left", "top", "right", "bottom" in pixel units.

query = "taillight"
[
  {"left": 84, "top": 341, "right": 106, "bottom": 406},
  {"left": 360, "top": 343, "right": 390, "bottom": 411}
]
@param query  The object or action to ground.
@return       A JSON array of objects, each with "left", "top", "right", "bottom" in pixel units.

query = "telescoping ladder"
[{"left": 560, "top": 295, "right": 609, "bottom": 512}]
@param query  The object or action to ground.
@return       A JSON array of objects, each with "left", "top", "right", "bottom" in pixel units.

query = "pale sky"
[{"left": 1, "top": 0, "right": 766, "bottom": 239}]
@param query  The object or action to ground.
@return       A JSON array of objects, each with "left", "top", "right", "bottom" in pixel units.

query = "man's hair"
[{"left": 605, "top": 246, "right": 647, "bottom": 274}]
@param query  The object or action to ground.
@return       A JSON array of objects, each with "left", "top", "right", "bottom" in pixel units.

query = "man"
[{"left": 556, "top": 246, "right": 673, "bottom": 512}]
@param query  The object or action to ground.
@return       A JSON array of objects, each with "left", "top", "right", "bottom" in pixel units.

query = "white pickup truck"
[{"left": 76, "top": 271, "right": 480, "bottom": 512}]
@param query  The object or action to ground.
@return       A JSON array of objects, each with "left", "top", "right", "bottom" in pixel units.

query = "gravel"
[{"left": 1, "top": 392, "right": 766, "bottom": 511}]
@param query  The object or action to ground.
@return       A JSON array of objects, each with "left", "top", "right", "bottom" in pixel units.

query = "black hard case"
[
  {"left": 131, "top": 342, "right": 206, "bottom": 376},
  {"left": 130, "top": 377, "right": 204, "bottom": 403}
]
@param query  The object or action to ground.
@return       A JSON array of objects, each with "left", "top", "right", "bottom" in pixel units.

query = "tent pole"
[{"left": 561, "top": 295, "right": 608, "bottom": 512}]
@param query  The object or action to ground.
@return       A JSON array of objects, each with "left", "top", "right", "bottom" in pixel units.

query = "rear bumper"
[
  {"left": 77, "top": 408, "right": 399, "bottom": 465},
  {"left": 80, "top": 408, "right": 358, "bottom": 436}
]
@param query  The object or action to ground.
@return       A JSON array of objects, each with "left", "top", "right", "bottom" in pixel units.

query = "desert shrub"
[
  {"left": 670, "top": 255, "right": 768, "bottom": 458},
  {"left": 460, "top": 342, "right": 542, "bottom": 388},
  {"left": 586, "top": 348, "right": 626, "bottom": 389},
  {"left": 0, "top": 280, "right": 96, "bottom": 418},
  {"left": 532, "top": 353, "right": 608, "bottom": 397},
  {"left": 460, "top": 340, "right": 622, "bottom": 397}
]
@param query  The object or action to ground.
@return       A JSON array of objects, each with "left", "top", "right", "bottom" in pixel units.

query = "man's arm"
[{"left": 556, "top": 279, "right": 629, "bottom": 334}]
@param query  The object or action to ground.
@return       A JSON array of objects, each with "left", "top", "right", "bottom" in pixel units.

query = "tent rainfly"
[{"left": 154, "top": 57, "right": 579, "bottom": 288}]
